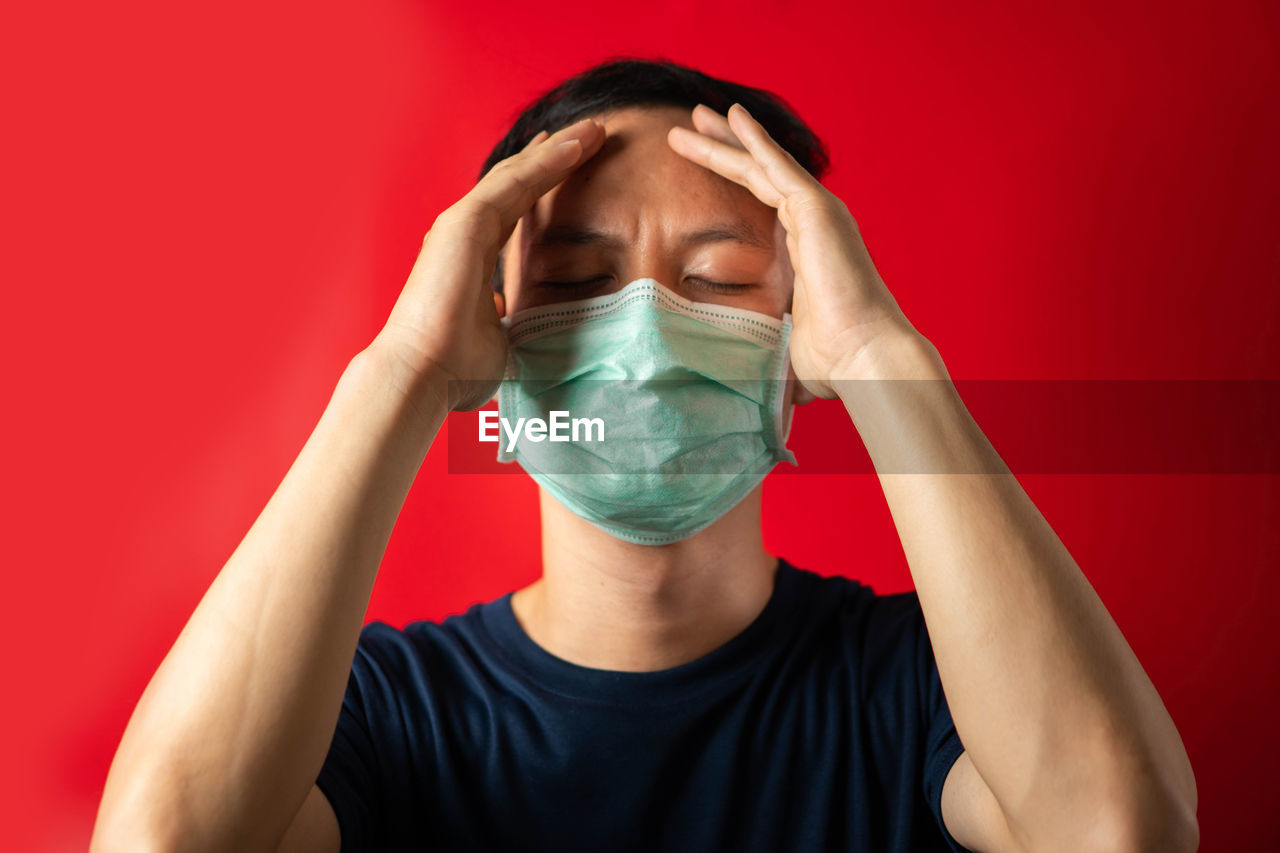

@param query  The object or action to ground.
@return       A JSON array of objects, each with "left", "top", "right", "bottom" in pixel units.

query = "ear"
[
  {"left": 786, "top": 360, "right": 818, "bottom": 407},
  {"left": 493, "top": 289, "right": 506, "bottom": 319}
]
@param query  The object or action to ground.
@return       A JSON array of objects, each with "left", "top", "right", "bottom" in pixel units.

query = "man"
[{"left": 92, "top": 58, "right": 1199, "bottom": 852}]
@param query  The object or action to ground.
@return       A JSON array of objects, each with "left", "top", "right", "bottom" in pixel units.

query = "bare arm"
[
  {"left": 90, "top": 117, "right": 609, "bottom": 852},
  {"left": 840, "top": 337, "right": 1199, "bottom": 853},
  {"left": 90, "top": 343, "right": 447, "bottom": 852}
]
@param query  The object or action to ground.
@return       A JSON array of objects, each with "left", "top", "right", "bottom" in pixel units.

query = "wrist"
[
  {"left": 831, "top": 321, "right": 948, "bottom": 389},
  {"left": 352, "top": 338, "right": 453, "bottom": 426},
  {"left": 829, "top": 328, "right": 999, "bottom": 475}
]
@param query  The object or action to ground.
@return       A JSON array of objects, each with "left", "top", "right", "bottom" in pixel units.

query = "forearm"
[
  {"left": 93, "top": 341, "right": 448, "bottom": 852},
  {"left": 839, "top": 332, "right": 1197, "bottom": 849}
]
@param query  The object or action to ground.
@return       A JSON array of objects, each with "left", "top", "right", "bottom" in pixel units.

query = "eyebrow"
[{"left": 529, "top": 220, "right": 773, "bottom": 253}]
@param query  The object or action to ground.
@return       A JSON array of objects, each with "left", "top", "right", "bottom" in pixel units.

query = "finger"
[
  {"left": 689, "top": 103, "right": 746, "bottom": 151},
  {"left": 455, "top": 118, "right": 605, "bottom": 244},
  {"left": 725, "top": 103, "right": 817, "bottom": 198},
  {"left": 521, "top": 129, "right": 550, "bottom": 151},
  {"left": 668, "top": 123, "right": 787, "bottom": 208}
]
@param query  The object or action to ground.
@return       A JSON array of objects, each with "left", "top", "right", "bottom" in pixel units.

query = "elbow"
[
  {"left": 1079, "top": 728, "right": 1199, "bottom": 853},
  {"left": 91, "top": 820, "right": 175, "bottom": 853},
  {"left": 1173, "top": 812, "right": 1201, "bottom": 853},
  {"left": 91, "top": 773, "right": 189, "bottom": 853},
  {"left": 1090, "top": 793, "right": 1199, "bottom": 853},
  {"left": 92, "top": 773, "right": 277, "bottom": 853}
]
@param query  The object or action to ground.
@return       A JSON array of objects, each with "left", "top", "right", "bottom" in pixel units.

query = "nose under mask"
[{"left": 495, "top": 277, "right": 798, "bottom": 545}]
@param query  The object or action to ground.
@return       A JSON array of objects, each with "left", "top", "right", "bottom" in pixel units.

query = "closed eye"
[
  {"left": 536, "top": 277, "right": 611, "bottom": 289},
  {"left": 533, "top": 277, "right": 611, "bottom": 297},
  {"left": 534, "top": 276, "right": 751, "bottom": 295},
  {"left": 689, "top": 277, "right": 750, "bottom": 294}
]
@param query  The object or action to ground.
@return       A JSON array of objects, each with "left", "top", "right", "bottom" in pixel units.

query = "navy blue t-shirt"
[{"left": 316, "top": 557, "right": 971, "bottom": 852}]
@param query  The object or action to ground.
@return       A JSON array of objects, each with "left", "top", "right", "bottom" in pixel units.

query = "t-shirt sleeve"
[
  {"left": 314, "top": 624, "right": 391, "bottom": 853},
  {"left": 908, "top": 592, "right": 973, "bottom": 853}
]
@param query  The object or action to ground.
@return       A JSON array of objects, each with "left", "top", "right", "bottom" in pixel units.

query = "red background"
[{"left": 2, "top": 1, "right": 1277, "bottom": 849}]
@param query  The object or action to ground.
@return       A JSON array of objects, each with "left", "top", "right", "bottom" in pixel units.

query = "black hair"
[{"left": 476, "top": 54, "right": 830, "bottom": 294}]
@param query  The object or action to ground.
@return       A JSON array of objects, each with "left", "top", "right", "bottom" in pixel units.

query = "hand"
[
  {"left": 373, "top": 118, "right": 607, "bottom": 411},
  {"left": 667, "top": 103, "right": 932, "bottom": 397}
]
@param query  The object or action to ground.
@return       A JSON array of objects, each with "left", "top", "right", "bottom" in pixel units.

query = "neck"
[{"left": 509, "top": 486, "right": 779, "bottom": 672}]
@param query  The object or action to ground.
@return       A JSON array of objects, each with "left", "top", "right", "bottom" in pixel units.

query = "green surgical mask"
[{"left": 496, "top": 277, "right": 798, "bottom": 545}]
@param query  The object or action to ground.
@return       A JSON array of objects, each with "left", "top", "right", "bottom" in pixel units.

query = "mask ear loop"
[
  {"left": 774, "top": 313, "right": 799, "bottom": 466},
  {"left": 493, "top": 346, "right": 521, "bottom": 463}
]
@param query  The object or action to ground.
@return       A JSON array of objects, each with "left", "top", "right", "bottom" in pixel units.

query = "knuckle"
[
  {"left": 443, "top": 201, "right": 498, "bottom": 233},
  {"left": 488, "top": 156, "right": 516, "bottom": 175},
  {"left": 793, "top": 185, "right": 833, "bottom": 209},
  {"left": 505, "top": 168, "right": 540, "bottom": 208},
  {"left": 788, "top": 187, "right": 854, "bottom": 221},
  {"left": 428, "top": 203, "right": 501, "bottom": 254}
]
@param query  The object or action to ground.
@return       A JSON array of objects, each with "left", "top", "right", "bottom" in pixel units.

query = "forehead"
[{"left": 521, "top": 105, "right": 776, "bottom": 246}]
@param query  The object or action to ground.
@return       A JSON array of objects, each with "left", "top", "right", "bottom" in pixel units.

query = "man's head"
[{"left": 477, "top": 56, "right": 830, "bottom": 320}]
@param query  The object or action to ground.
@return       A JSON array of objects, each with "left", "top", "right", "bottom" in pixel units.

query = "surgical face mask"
[{"left": 495, "top": 277, "right": 798, "bottom": 545}]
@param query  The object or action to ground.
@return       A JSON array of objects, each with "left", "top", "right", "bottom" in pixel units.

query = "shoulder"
[
  {"left": 780, "top": 561, "right": 936, "bottom": 698},
  {"left": 782, "top": 560, "right": 926, "bottom": 648},
  {"left": 356, "top": 599, "right": 493, "bottom": 651},
  {"left": 344, "top": 601, "right": 499, "bottom": 698}
]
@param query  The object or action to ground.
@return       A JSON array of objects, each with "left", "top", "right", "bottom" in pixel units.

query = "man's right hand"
[{"left": 373, "top": 116, "right": 607, "bottom": 412}]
